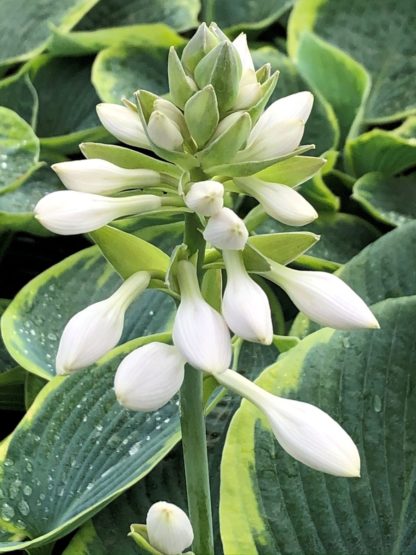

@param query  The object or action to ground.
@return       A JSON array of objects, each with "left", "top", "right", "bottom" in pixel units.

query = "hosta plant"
[{"left": 1, "top": 22, "right": 382, "bottom": 555}]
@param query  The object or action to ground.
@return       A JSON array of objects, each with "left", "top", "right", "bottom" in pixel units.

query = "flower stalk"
[{"left": 180, "top": 211, "right": 214, "bottom": 555}]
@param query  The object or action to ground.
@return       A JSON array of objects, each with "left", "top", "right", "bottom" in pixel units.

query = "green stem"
[
  {"left": 180, "top": 366, "right": 214, "bottom": 555},
  {"left": 180, "top": 209, "right": 214, "bottom": 555}
]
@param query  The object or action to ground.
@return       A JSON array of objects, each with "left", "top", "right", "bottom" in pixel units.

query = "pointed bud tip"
[{"left": 369, "top": 317, "right": 381, "bottom": 329}]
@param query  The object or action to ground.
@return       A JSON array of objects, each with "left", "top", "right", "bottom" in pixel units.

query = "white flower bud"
[
  {"left": 237, "top": 118, "right": 305, "bottom": 162},
  {"left": 185, "top": 180, "right": 224, "bottom": 216},
  {"left": 146, "top": 501, "right": 194, "bottom": 555},
  {"left": 264, "top": 261, "right": 380, "bottom": 329},
  {"left": 114, "top": 343, "right": 185, "bottom": 412},
  {"left": 235, "top": 176, "right": 318, "bottom": 226},
  {"left": 56, "top": 272, "right": 150, "bottom": 375},
  {"left": 52, "top": 159, "right": 161, "bottom": 195},
  {"left": 96, "top": 103, "right": 151, "bottom": 149},
  {"left": 173, "top": 260, "right": 232, "bottom": 374},
  {"left": 203, "top": 207, "right": 248, "bottom": 250},
  {"left": 232, "top": 33, "right": 262, "bottom": 109},
  {"left": 236, "top": 92, "right": 314, "bottom": 162},
  {"left": 34, "top": 191, "right": 161, "bottom": 235},
  {"left": 153, "top": 98, "right": 186, "bottom": 131},
  {"left": 233, "top": 82, "right": 262, "bottom": 110},
  {"left": 256, "top": 91, "right": 314, "bottom": 133},
  {"left": 217, "top": 369, "right": 361, "bottom": 477},
  {"left": 148, "top": 111, "right": 184, "bottom": 151},
  {"left": 222, "top": 250, "right": 273, "bottom": 344},
  {"left": 233, "top": 33, "right": 255, "bottom": 78}
]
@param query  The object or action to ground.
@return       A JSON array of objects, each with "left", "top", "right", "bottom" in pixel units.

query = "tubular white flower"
[
  {"left": 34, "top": 191, "right": 162, "bottom": 235},
  {"left": 56, "top": 272, "right": 150, "bottom": 375},
  {"left": 52, "top": 159, "right": 161, "bottom": 195},
  {"left": 235, "top": 92, "right": 314, "bottom": 161},
  {"left": 173, "top": 260, "right": 232, "bottom": 374},
  {"left": 264, "top": 261, "right": 380, "bottom": 329},
  {"left": 185, "top": 180, "right": 224, "bottom": 216},
  {"left": 236, "top": 118, "right": 305, "bottom": 162},
  {"left": 253, "top": 91, "right": 314, "bottom": 136},
  {"left": 222, "top": 250, "right": 273, "bottom": 344},
  {"left": 235, "top": 176, "right": 318, "bottom": 226},
  {"left": 217, "top": 369, "right": 361, "bottom": 477},
  {"left": 146, "top": 501, "right": 194, "bottom": 555},
  {"left": 203, "top": 207, "right": 248, "bottom": 250},
  {"left": 232, "top": 33, "right": 261, "bottom": 109},
  {"left": 147, "top": 110, "right": 184, "bottom": 151},
  {"left": 114, "top": 343, "right": 185, "bottom": 412},
  {"left": 96, "top": 103, "right": 150, "bottom": 149}
]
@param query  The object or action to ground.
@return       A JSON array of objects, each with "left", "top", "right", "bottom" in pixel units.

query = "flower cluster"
[{"left": 34, "top": 23, "right": 380, "bottom": 481}]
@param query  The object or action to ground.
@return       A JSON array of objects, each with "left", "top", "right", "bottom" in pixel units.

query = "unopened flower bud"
[
  {"left": 194, "top": 41, "right": 242, "bottom": 113},
  {"left": 217, "top": 369, "right": 361, "bottom": 477},
  {"left": 235, "top": 92, "right": 314, "bottom": 162},
  {"left": 146, "top": 501, "right": 194, "bottom": 555},
  {"left": 222, "top": 250, "right": 273, "bottom": 344},
  {"left": 181, "top": 22, "right": 219, "bottom": 73},
  {"left": 34, "top": 191, "right": 162, "bottom": 235},
  {"left": 153, "top": 99, "right": 186, "bottom": 130},
  {"left": 203, "top": 207, "right": 248, "bottom": 250},
  {"left": 185, "top": 180, "right": 224, "bottom": 216},
  {"left": 173, "top": 260, "right": 232, "bottom": 373},
  {"left": 208, "top": 22, "right": 229, "bottom": 41},
  {"left": 184, "top": 85, "right": 219, "bottom": 147},
  {"left": 96, "top": 103, "right": 150, "bottom": 149},
  {"left": 56, "top": 272, "right": 150, "bottom": 374},
  {"left": 234, "top": 82, "right": 262, "bottom": 110},
  {"left": 52, "top": 159, "right": 161, "bottom": 195},
  {"left": 168, "top": 47, "right": 198, "bottom": 109},
  {"left": 148, "top": 111, "right": 184, "bottom": 151},
  {"left": 235, "top": 176, "right": 318, "bottom": 226},
  {"left": 232, "top": 33, "right": 262, "bottom": 109},
  {"left": 264, "top": 261, "right": 380, "bottom": 329},
  {"left": 114, "top": 343, "right": 185, "bottom": 412}
]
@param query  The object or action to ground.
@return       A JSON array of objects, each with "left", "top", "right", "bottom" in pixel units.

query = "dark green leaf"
[
  {"left": 30, "top": 56, "right": 108, "bottom": 153},
  {"left": 353, "top": 172, "right": 416, "bottom": 227},
  {"left": 0, "top": 0, "right": 98, "bottom": 66},
  {"left": 255, "top": 213, "right": 380, "bottom": 270},
  {"left": 0, "top": 166, "right": 63, "bottom": 236},
  {"left": 49, "top": 24, "right": 184, "bottom": 56},
  {"left": 76, "top": 0, "right": 199, "bottom": 32},
  {"left": 0, "top": 335, "right": 180, "bottom": 552},
  {"left": 290, "top": 222, "right": 416, "bottom": 337},
  {"left": 1, "top": 247, "right": 176, "bottom": 379},
  {"left": 0, "top": 107, "right": 40, "bottom": 193},
  {"left": 345, "top": 129, "right": 416, "bottom": 177},
  {"left": 288, "top": 0, "right": 416, "bottom": 122},
  {"left": 92, "top": 46, "right": 169, "bottom": 103},
  {"left": 221, "top": 296, "right": 416, "bottom": 554},
  {"left": 202, "top": 0, "right": 293, "bottom": 32}
]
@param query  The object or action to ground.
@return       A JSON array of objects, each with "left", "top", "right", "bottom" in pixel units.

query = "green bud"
[
  {"left": 181, "top": 23, "right": 219, "bottom": 74},
  {"left": 256, "top": 63, "right": 272, "bottom": 84},
  {"left": 198, "top": 111, "right": 251, "bottom": 170},
  {"left": 184, "top": 85, "right": 219, "bottom": 147},
  {"left": 135, "top": 90, "right": 159, "bottom": 122},
  {"left": 194, "top": 41, "right": 242, "bottom": 114},
  {"left": 168, "top": 47, "right": 197, "bottom": 109}
]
